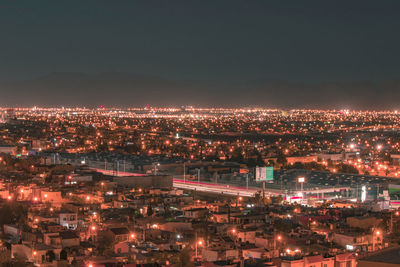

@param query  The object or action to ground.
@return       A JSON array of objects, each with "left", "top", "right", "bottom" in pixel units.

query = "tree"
[
  {"left": 147, "top": 204, "right": 153, "bottom": 216},
  {"left": 231, "top": 147, "right": 244, "bottom": 163},
  {"left": 97, "top": 234, "right": 114, "bottom": 255},
  {"left": 46, "top": 250, "right": 56, "bottom": 262},
  {"left": 175, "top": 248, "right": 194, "bottom": 267},
  {"left": 276, "top": 154, "right": 287, "bottom": 166},
  {"left": 0, "top": 249, "right": 10, "bottom": 265}
]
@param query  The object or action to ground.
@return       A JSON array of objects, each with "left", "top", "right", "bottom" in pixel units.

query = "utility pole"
[
  {"left": 116, "top": 161, "right": 119, "bottom": 176},
  {"left": 197, "top": 168, "right": 200, "bottom": 183},
  {"left": 195, "top": 232, "right": 198, "bottom": 258},
  {"left": 262, "top": 181, "right": 265, "bottom": 201},
  {"left": 183, "top": 162, "right": 186, "bottom": 183},
  {"left": 390, "top": 211, "right": 393, "bottom": 234}
]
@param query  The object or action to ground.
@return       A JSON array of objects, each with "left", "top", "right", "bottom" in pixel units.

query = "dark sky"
[{"left": 1, "top": 1, "right": 400, "bottom": 108}]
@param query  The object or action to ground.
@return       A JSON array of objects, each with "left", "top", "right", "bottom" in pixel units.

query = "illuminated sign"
[
  {"left": 256, "top": 167, "right": 273, "bottom": 182},
  {"left": 361, "top": 185, "right": 367, "bottom": 202}
]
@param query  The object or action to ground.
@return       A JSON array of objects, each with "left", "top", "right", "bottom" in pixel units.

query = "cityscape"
[
  {"left": 0, "top": 107, "right": 398, "bottom": 266},
  {"left": 2, "top": 1, "right": 400, "bottom": 266}
]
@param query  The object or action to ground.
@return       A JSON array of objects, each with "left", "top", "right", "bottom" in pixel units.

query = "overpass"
[{"left": 92, "top": 167, "right": 351, "bottom": 198}]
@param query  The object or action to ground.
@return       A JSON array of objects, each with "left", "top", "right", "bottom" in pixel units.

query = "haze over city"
[{"left": 1, "top": 1, "right": 400, "bottom": 108}]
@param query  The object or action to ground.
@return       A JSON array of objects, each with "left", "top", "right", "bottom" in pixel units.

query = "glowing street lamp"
[
  {"left": 195, "top": 239, "right": 203, "bottom": 258},
  {"left": 153, "top": 162, "right": 160, "bottom": 175},
  {"left": 372, "top": 229, "right": 381, "bottom": 251}
]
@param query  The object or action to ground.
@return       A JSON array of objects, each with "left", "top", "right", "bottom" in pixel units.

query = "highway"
[
  {"left": 91, "top": 168, "right": 350, "bottom": 199},
  {"left": 173, "top": 179, "right": 258, "bottom": 197}
]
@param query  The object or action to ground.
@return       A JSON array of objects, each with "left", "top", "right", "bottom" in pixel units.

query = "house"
[
  {"left": 43, "top": 231, "right": 80, "bottom": 248},
  {"left": 358, "top": 247, "right": 400, "bottom": 267},
  {"left": 281, "top": 255, "right": 338, "bottom": 267},
  {"left": 11, "top": 243, "right": 61, "bottom": 265},
  {"left": 3, "top": 224, "right": 20, "bottom": 243},
  {"left": 59, "top": 231, "right": 80, "bottom": 248},
  {"left": 346, "top": 216, "right": 381, "bottom": 230},
  {"left": 332, "top": 231, "right": 383, "bottom": 252},
  {"left": 59, "top": 212, "right": 78, "bottom": 229},
  {"left": 202, "top": 248, "right": 239, "bottom": 262},
  {"left": 183, "top": 208, "right": 208, "bottom": 219},
  {"left": 108, "top": 227, "right": 131, "bottom": 242}
]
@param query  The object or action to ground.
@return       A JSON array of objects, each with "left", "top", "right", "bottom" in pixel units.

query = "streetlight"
[
  {"left": 390, "top": 210, "right": 400, "bottom": 233},
  {"left": 298, "top": 177, "right": 305, "bottom": 203},
  {"left": 153, "top": 162, "right": 160, "bottom": 175},
  {"left": 273, "top": 232, "right": 282, "bottom": 256},
  {"left": 183, "top": 162, "right": 186, "bottom": 183},
  {"left": 372, "top": 229, "right": 381, "bottom": 251},
  {"left": 196, "top": 168, "right": 200, "bottom": 183},
  {"left": 195, "top": 239, "right": 203, "bottom": 258}
]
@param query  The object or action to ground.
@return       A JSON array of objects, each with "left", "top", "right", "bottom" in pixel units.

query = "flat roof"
[{"left": 360, "top": 248, "right": 400, "bottom": 265}]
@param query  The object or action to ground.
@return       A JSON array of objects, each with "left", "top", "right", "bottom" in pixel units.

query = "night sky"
[{"left": 1, "top": 1, "right": 400, "bottom": 109}]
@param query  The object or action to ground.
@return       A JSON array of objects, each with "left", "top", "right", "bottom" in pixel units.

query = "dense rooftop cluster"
[{"left": 0, "top": 108, "right": 398, "bottom": 266}]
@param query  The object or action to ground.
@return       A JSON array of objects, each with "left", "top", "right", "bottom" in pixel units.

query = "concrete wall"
[{"left": 113, "top": 175, "right": 173, "bottom": 188}]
